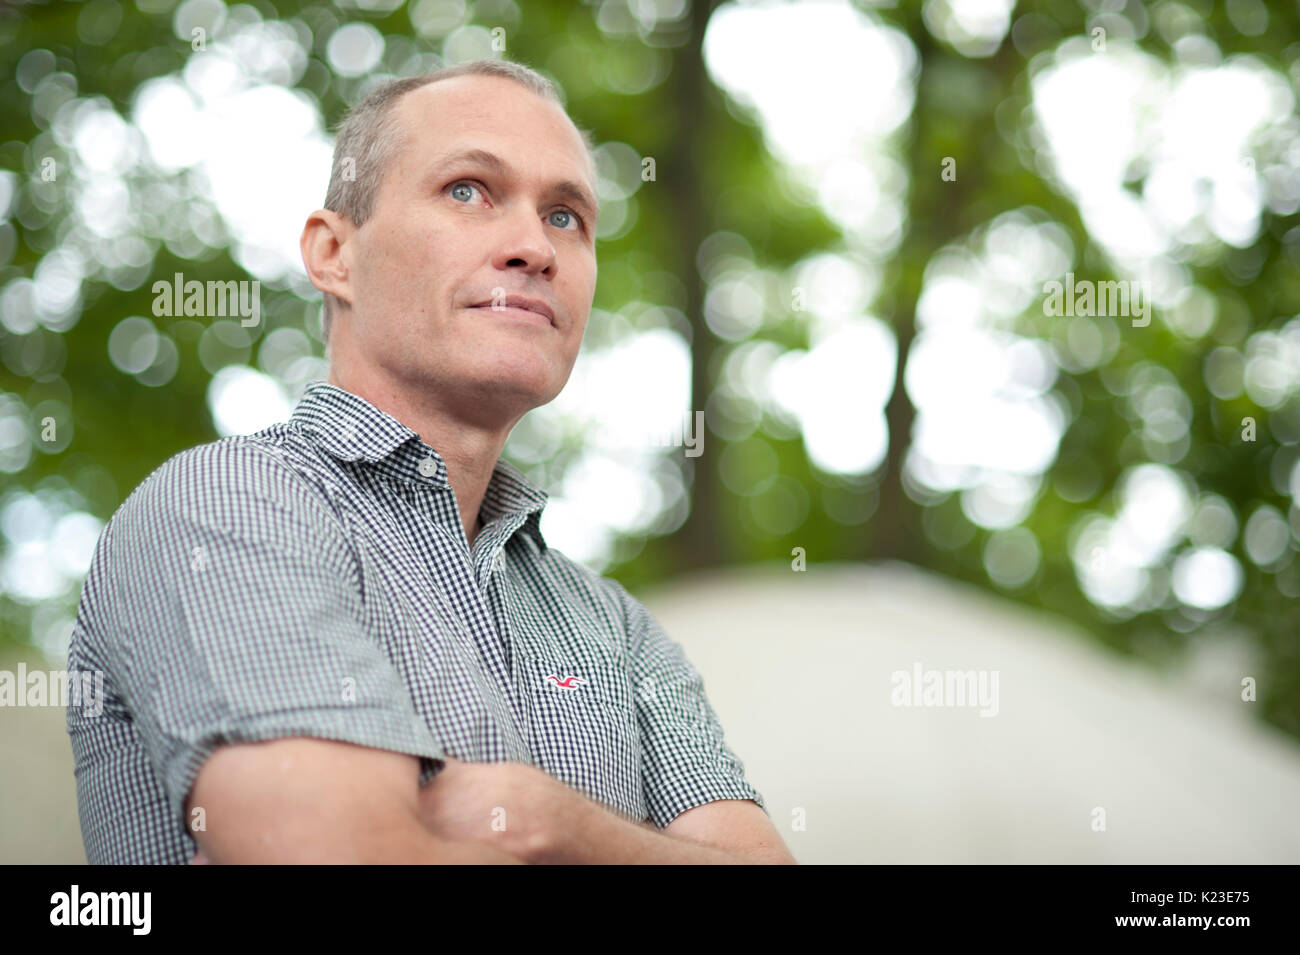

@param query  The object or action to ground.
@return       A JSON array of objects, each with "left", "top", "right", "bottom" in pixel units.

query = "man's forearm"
[
  {"left": 403, "top": 829, "right": 525, "bottom": 864},
  {"left": 195, "top": 813, "right": 523, "bottom": 864},
  {"left": 527, "top": 790, "right": 772, "bottom": 864}
]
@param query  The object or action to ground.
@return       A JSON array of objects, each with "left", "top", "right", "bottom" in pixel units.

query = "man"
[{"left": 67, "top": 59, "right": 795, "bottom": 864}]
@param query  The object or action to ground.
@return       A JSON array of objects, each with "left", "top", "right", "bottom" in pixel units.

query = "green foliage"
[{"left": 0, "top": 0, "right": 1296, "bottom": 740}]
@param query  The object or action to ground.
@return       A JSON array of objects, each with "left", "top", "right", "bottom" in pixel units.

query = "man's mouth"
[{"left": 468, "top": 295, "right": 556, "bottom": 327}]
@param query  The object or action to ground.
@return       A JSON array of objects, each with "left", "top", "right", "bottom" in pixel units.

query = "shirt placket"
[
  {"left": 412, "top": 453, "right": 530, "bottom": 750},
  {"left": 470, "top": 520, "right": 529, "bottom": 678}
]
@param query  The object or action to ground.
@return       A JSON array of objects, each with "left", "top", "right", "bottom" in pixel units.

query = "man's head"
[{"left": 301, "top": 60, "right": 600, "bottom": 427}]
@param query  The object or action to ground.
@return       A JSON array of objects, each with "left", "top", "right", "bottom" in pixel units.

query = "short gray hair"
[{"left": 317, "top": 59, "right": 598, "bottom": 350}]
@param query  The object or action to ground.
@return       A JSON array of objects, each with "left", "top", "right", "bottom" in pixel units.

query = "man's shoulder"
[
  {"left": 108, "top": 425, "right": 321, "bottom": 526},
  {"left": 71, "top": 426, "right": 340, "bottom": 637},
  {"left": 83, "top": 425, "right": 347, "bottom": 592}
]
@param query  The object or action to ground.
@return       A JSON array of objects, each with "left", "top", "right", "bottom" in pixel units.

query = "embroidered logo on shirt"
[{"left": 545, "top": 674, "right": 586, "bottom": 690}]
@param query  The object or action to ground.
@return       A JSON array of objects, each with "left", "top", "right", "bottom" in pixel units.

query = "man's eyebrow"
[{"left": 432, "top": 147, "right": 599, "bottom": 221}]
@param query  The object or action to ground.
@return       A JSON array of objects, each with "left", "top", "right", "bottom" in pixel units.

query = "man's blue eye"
[
  {"left": 549, "top": 210, "right": 580, "bottom": 230},
  {"left": 449, "top": 182, "right": 580, "bottom": 230}
]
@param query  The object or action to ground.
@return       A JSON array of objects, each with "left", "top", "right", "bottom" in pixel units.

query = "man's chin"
[{"left": 446, "top": 373, "right": 564, "bottom": 424}]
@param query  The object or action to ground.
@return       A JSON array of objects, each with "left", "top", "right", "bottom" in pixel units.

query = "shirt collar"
[
  {"left": 289, "top": 381, "right": 549, "bottom": 553},
  {"left": 291, "top": 381, "right": 419, "bottom": 464}
]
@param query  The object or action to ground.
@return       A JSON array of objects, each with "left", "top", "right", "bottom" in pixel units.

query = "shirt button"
[
  {"left": 494, "top": 552, "right": 505, "bottom": 573},
  {"left": 418, "top": 457, "right": 438, "bottom": 478}
]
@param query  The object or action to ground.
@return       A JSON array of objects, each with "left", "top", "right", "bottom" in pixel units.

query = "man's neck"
[{"left": 326, "top": 364, "right": 509, "bottom": 549}]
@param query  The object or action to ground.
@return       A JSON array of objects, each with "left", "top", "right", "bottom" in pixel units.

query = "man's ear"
[{"left": 301, "top": 209, "right": 354, "bottom": 308}]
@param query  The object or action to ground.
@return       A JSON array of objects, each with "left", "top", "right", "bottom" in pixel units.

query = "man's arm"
[
  {"left": 662, "top": 799, "right": 797, "bottom": 863},
  {"left": 601, "top": 576, "right": 788, "bottom": 859},
  {"left": 91, "top": 443, "right": 472, "bottom": 859},
  {"left": 187, "top": 737, "right": 521, "bottom": 864},
  {"left": 513, "top": 768, "right": 796, "bottom": 864},
  {"left": 406, "top": 758, "right": 795, "bottom": 864}
]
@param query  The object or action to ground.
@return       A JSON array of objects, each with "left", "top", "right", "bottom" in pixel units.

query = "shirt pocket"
[{"left": 517, "top": 651, "right": 647, "bottom": 823}]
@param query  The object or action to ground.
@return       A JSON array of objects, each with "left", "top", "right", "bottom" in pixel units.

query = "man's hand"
[
  {"left": 415, "top": 757, "right": 568, "bottom": 860},
  {"left": 418, "top": 757, "right": 792, "bottom": 864}
]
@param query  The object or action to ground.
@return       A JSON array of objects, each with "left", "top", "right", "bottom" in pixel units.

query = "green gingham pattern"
[{"left": 67, "top": 381, "right": 765, "bottom": 864}]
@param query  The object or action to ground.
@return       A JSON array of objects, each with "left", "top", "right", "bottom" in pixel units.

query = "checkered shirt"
[{"left": 66, "top": 381, "right": 765, "bottom": 864}]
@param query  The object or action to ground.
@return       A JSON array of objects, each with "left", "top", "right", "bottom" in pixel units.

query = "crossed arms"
[{"left": 185, "top": 737, "right": 797, "bottom": 864}]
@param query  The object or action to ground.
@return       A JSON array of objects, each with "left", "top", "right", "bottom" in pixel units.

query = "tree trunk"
[{"left": 670, "top": 0, "right": 726, "bottom": 571}]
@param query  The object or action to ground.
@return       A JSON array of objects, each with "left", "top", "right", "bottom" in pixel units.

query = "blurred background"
[{"left": 1, "top": 0, "right": 1298, "bottom": 863}]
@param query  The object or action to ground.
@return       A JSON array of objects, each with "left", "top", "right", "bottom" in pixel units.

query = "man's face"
[{"left": 338, "top": 75, "right": 598, "bottom": 425}]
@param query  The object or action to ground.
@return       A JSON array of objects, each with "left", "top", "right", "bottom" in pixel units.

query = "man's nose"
[{"left": 491, "top": 208, "right": 557, "bottom": 274}]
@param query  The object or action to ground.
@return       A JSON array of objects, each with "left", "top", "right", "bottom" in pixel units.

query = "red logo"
[{"left": 546, "top": 674, "right": 585, "bottom": 690}]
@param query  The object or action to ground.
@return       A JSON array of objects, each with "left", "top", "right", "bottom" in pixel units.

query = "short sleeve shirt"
[{"left": 66, "top": 381, "right": 765, "bottom": 864}]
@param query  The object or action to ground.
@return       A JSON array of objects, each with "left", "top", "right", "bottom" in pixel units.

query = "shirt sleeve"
[
  {"left": 608, "top": 579, "right": 768, "bottom": 829},
  {"left": 83, "top": 438, "right": 446, "bottom": 836}
]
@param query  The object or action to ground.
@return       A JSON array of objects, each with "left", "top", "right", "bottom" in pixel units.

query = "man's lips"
[
  {"left": 467, "top": 295, "right": 556, "bottom": 326},
  {"left": 468, "top": 304, "right": 553, "bottom": 328}
]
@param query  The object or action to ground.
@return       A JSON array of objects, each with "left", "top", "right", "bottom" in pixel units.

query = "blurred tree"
[{"left": 0, "top": 0, "right": 1296, "bottom": 741}]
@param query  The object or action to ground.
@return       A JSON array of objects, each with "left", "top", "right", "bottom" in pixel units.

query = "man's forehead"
[
  {"left": 396, "top": 76, "right": 587, "bottom": 163},
  {"left": 384, "top": 77, "right": 596, "bottom": 213}
]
